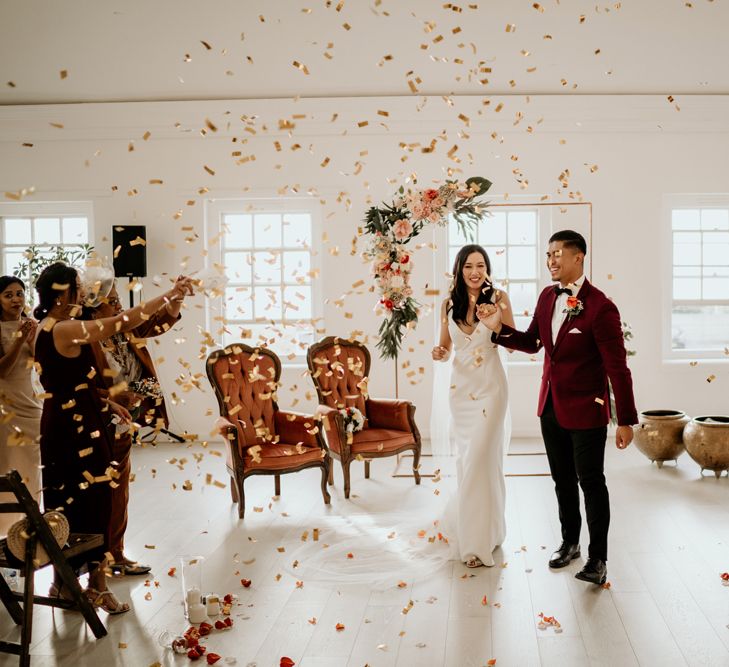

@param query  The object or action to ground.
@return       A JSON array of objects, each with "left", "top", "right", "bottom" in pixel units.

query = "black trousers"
[{"left": 540, "top": 393, "right": 610, "bottom": 561}]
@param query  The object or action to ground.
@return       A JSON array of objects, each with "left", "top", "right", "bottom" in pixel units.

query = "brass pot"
[
  {"left": 683, "top": 416, "right": 729, "bottom": 478},
  {"left": 632, "top": 410, "right": 689, "bottom": 468}
]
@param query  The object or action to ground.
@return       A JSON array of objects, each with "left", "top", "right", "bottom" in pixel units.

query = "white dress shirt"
[{"left": 551, "top": 274, "right": 584, "bottom": 344}]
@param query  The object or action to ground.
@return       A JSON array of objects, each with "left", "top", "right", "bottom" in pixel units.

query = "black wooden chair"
[{"left": 0, "top": 470, "right": 107, "bottom": 666}]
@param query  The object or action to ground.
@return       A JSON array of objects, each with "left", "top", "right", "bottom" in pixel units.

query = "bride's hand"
[
  {"left": 431, "top": 345, "right": 449, "bottom": 361},
  {"left": 476, "top": 303, "right": 502, "bottom": 332}
]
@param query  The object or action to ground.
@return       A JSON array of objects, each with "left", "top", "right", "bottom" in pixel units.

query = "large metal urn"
[
  {"left": 683, "top": 415, "right": 729, "bottom": 478},
  {"left": 632, "top": 410, "right": 689, "bottom": 468}
]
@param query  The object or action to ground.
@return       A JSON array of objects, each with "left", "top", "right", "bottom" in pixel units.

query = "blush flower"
[{"left": 393, "top": 219, "right": 413, "bottom": 240}]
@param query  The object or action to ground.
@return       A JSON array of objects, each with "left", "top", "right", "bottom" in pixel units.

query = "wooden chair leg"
[
  {"left": 412, "top": 447, "right": 422, "bottom": 485},
  {"left": 53, "top": 558, "right": 107, "bottom": 639},
  {"left": 342, "top": 460, "right": 352, "bottom": 499},
  {"left": 364, "top": 460, "right": 371, "bottom": 479},
  {"left": 327, "top": 460, "right": 334, "bottom": 486},
  {"left": 320, "top": 463, "right": 331, "bottom": 505},
  {"left": 230, "top": 476, "right": 239, "bottom": 503},
  {"left": 274, "top": 475, "right": 281, "bottom": 497},
  {"left": 237, "top": 478, "right": 246, "bottom": 519},
  {"left": 20, "top": 539, "right": 36, "bottom": 667}
]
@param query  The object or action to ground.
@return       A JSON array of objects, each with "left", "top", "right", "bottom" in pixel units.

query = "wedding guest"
[
  {"left": 0, "top": 276, "right": 41, "bottom": 535},
  {"left": 34, "top": 262, "right": 192, "bottom": 613},
  {"left": 87, "top": 278, "right": 190, "bottom": 576}
]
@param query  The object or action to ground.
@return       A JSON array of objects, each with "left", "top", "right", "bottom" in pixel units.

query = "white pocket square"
[{"left": 568, "top": 327, "right": 582, "bottom": 334}]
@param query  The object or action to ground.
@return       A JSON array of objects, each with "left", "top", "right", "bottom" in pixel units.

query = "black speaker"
[{"left": 112, "top": 225, "right": 147, "bottom": 277}]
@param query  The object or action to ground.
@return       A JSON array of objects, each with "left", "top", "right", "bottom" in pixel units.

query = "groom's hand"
[
  {"left": 615, "top": 425, "right": 633, "bottom": 449},
  {"left": 476, "top": 303, "right": 502, "bottom": 333}
]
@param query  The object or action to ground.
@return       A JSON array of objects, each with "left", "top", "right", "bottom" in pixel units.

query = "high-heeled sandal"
[
  {"left": 85, "top": 588, "right": 130, "bottom": 615},
  {"left": 465, "top": 557, "right": 484, "bottom": 568}
]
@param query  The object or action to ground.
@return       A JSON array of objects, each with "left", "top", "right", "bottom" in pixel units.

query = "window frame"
[
  {"left": 0, "top": 201, "right": 94, "bottom": 279},
  {"left": 204, "top": 197, "right": 321, "bottom": 366},
  {"left": 663, "top": 194, "right": 729, "bottom": 361},
  {"left": 444, "top": 201, "right": 553, "bottom": 365}
]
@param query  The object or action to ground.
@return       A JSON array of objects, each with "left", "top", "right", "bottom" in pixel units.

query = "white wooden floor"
[{"left": 2, "top": 436, "right": 729, "bottom": 667}]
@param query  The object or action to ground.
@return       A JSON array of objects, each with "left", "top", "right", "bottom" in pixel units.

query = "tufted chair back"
[
  {"left": 206, "top": 344, "right": 281, "bottom": 446},
  {"left": 307, "top": 337, "right": 370, "bottom": 415}
]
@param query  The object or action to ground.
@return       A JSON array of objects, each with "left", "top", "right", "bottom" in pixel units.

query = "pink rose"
[{"left": 393, "top": 219, "right": 413, "bottom": 240}]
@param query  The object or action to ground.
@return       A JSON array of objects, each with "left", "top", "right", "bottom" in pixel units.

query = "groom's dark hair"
[{"left": 549, "top": 229, "right": 587, "bottom": 255}]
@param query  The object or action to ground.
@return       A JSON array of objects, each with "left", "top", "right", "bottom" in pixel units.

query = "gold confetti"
[
  {"left": 292, "top": 60, "right": 310, "bottom": 75},
  {"left": 505, "top": 23, "right": 516, "bottom": 32},
  {"left": 59, "top": 69, "right": 68, "bottom": 79}
]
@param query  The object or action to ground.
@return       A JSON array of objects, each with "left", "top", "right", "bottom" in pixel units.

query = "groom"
[{"left": 479, "top": 230, "right": 637, "bottom": 585}]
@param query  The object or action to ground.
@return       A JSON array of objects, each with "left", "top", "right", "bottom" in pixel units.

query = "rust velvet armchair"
[
  {"left": 206, "top": 343, "right": 331, "bottom": 518},
  {"left": 307, "top": 336, "right": 422, "bottom": 498}
]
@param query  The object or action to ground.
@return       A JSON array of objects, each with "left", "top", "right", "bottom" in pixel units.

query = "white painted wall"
[{"left": 1, "top": 95, "right": 728, "bottom": 439}]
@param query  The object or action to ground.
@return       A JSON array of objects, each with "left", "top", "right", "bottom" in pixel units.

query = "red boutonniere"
[{"left": 563, "top": 295, "right": 584, "bottom": 319}]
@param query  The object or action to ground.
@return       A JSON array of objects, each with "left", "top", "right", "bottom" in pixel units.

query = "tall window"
[
  {"left": 449, "top": 208, "right": 540, "bottom": 334},
  {"left": 670, "top": 204, "right": 729, "bottom": 355},
  {"left": 0, "top": 203, "right": 91, "bottom": 281},
  {"left": 209, "top": 200, "right": 318, "bottom": 361}
]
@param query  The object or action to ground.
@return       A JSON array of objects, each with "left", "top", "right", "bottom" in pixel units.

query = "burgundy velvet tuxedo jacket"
[{"left": 493, "top": 278, "right": 638, "bottom": 430}]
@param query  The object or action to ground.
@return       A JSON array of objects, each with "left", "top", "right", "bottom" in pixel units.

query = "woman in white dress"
[
  {"left": 432, "top": 245, "right": 515, "bottom": 567},
  {"left": 0, "top": 276, "right": 41, "bottom": 535}
]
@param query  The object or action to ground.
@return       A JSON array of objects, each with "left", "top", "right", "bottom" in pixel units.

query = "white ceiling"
[{"left": 1, "top": 0, "right": 727, "bottom": 105}]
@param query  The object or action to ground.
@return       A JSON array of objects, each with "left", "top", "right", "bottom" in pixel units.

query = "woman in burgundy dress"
[{"left": 34, "top": 262, "right": 192, "bottom": 614}]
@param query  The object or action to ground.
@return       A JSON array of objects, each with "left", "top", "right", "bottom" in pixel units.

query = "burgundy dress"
[{"left": 36, "top": 328, "right": 114, "bottom": 562}]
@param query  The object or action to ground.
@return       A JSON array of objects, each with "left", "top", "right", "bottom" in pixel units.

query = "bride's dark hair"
[
  {"left": 33, "top": 262, "right": 78, "bottom": 320},
  {"left": 448, "top": 244, "right": 495, "bottom": 324}
]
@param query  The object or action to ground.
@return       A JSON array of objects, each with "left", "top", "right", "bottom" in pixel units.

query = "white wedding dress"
[{"left": 445, "top": 318, "right": 508, "bottom": 566}]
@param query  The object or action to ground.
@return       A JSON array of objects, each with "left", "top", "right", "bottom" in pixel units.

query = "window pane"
[
  {"left": 224, "top": 214, "right": 253, "bottom": 248},
  {"left": 480, "top": 211, "right": 506, "bottom": 245},
  {"left": 3, "top": 252, "right": 25, "bottom": 276},
  {"left": 252, "top": 251, "right": 280, "bottom": 283},
  {"left": 3, "top": 218, "right": 32, "bottom": 245},
  {"left": 702, "top": 232, "right": 729, "bottom": 266},
  {"left": 673, "top": 231, "right": 701, "bottom": 266},
  {"left": 282, "top": 213, "right": 312, "bottom": 247},
  {"left": 254, "top": 285, "right": 282, "bottom": 319},
  {"left": 673, "top": 267, "right": 700, "bottom": 278},
  {"left": 672, "top": 305, "right": 729, "bottom": 351},
  {"left": 62, "top": 217, "right": 88, "bottom": 243},
  {"left": 703, "top": 277, "right": 729, "bottom": 299},
  {"left": 283, "top": 286, "right": 312, "bottom": 320},
  {"left": 224, "top": 252, "right": 252, "bottom": 283},
  {"left": 507, "top": 246, "right": 537, "bottom": 279},
  {"left": 508, "top": 282, "right": 537, "bottom": 317},
  {"left": 254, "top": 214, "right": 281, "bottom": 247},
  {"left": 507, "top": 212, "right": 536, "bottom": 245},
  {"left": 34, "top": 218, "right": 61, "bottom": 244},
  {"left": 701, "top": 209, "right": 729, "bottom": 231},
  {"left": 224, "top": 287, "right": 253, "bottom": 320},
  {"left": 672, "top": 209, "right": 699, "bottom": 230},
  {"left": 448, "top": 246, "right": 459, "bottom": 272},
  {"left": 282, "top": 251, "right": 311, "bottom": 283},
  {"left": 673, "top": 277, "right": 701, "bottom": 300},
  {"left": 483, "top": 247, "right": 506, "bottom": 282}
]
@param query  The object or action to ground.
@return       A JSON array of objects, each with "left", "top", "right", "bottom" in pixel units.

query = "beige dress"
[{"left": 0, "top": 320, "right": 42, "bottom": 535}]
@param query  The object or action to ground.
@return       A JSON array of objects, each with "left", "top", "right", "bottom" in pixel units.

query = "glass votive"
[{"left": 180, "top": 555, "right": 205, "bottom": 619}]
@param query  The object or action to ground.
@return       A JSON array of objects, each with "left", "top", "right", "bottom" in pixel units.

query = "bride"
[{"left": 431, "top": 244, "right": 515, "bottom": 568}]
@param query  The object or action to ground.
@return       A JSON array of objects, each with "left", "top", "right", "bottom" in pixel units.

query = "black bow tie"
[{"left": 553, "top": 285, "right": 573, "bottom": 297}]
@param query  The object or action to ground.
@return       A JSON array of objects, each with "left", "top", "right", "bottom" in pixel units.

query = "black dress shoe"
[
  {"left": 548, "top": 542, "right": 581, "bottom": 569},
  {"left": 575, "top": 558, "right": 607, "bottom": 585}
]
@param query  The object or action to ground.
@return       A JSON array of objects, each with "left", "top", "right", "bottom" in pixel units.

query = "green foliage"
[
  {"left": 375, "top": 298, "right": 419, "bottom": 361},
  {"left": 12, "top": 243, "right": 94, "bottom": 306}
]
